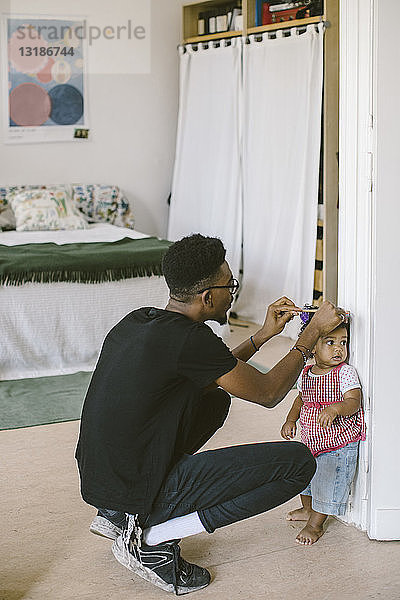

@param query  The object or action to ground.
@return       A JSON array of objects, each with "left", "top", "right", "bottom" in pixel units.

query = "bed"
[{"left": 0, "top": 185, "right": 170, "bottom": 381}]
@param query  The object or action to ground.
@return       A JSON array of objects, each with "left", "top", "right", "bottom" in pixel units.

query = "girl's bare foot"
[
  {"left": 286, "top": 507, "right": 311, "bottom": 521},
  {"left": 296, "top": 523, "right": 324, "bottom": 545}
]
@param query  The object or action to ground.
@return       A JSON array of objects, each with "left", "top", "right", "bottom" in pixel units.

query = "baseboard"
[{"left": 369, "top": 508, "right": 400, "bottom": 541}]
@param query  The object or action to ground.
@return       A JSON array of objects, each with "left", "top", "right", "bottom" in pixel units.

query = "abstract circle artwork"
[
  {"left": 49, "top": 84, "right": 84, "bottom": 125},
  {"left": 51, "top": 60, "right": 72, "bottom": 84},
  {"left": 37, "top": 58, "right": 55, "bottom": 84},
  {"left": 8, "top": 26, "right": 49, "bottom": 74},
  {"left": 6, "top": 17, "right": 86, "bottom": 141},
  {"left": 9, "top": 83, "right": 51, "bottom": 126}
]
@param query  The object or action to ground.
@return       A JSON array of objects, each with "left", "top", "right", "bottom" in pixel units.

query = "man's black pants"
[{"left": 100, "top": 389, "right": 316, "bottom": 533}]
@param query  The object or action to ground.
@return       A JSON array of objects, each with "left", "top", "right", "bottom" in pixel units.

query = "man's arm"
[
  {"left": 202, "top": 297, "right": 298, "bottom": 394},
  {"left": 231, "top": 297, "right": 299, "bottom": 362},
  {"left": 216, "top": 302, "right": 345, "bottom": 409}
]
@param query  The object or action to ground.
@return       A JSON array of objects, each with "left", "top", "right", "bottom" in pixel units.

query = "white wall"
[
  {"left": 339, "top": 0, "right": 400, "bottom": 540},
  {"left": 368, "top": 0, "right": 400, "bottom": 540},
  {"left": 0, "top": 0, "right": 184, "bottom": 237},
  {"left": 338, "top": 0, "right": 373, "bottom": 532}
]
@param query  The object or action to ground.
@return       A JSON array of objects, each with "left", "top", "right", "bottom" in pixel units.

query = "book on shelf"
[
  {"left": 255, "top": 0, "right": 263, "bottom": 27},
  {"left": 228, "top": 4, "right": 243, "bottom": 31},
  {"left": 267, "top": 0, "right": 323, "bottom": 14},
  {"left": 268, "top": 2, "right": 306, "bottom": 10},
  {"left": 262, "top": 2, "right": 316, "bottom": 25},
  {"left": 197, "top": 3, "right": 242, "bottom": 37},
  {"left": 216, "top": 13, "right": 229, "bottom": 32},
  {"left": 308, "top": 0, "right": 323, "bottom": 16},
  {"left": 232, "top": 9, "right": 243, "bottom": 31},
  {"left": 209, "top": 10, "right": 217, "bottom": 33},
  {"left": 198, "top": 12, "right": 206, "bottom": 35}
]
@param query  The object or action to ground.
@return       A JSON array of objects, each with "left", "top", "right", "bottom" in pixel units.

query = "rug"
[
  {"left": 0, "top": 362, "right": 284, "bottom": 431},
  {"left": 0, "top": 371, "right": 92, "bottom": 430}
]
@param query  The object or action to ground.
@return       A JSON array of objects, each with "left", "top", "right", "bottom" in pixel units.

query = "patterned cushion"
[
  {"left": 0, "top": 185, "right": 33, "bottom": 209},
  {"left": 0, "top": 187, "right": 10, "bottom": 208},
  {"left": 72, "top": 184, "right": 135, "bottom": 229},
  {"left": 10, "top": 187, "right": 88, "bottom": 231},
  {"left": 1, "top": 186, "right": 56, "bottom": 229},
  {"left": 0, "top": 185, "right": 69, "bottom": 209}
]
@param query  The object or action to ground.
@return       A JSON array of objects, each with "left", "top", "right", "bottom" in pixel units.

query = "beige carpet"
[{"left": 2, "top": 329, "right": 400, "bottom": 600}]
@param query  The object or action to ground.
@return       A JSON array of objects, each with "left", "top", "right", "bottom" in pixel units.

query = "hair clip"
[{"left": 299, "top": 304, "right": 319, "bottom": 325}]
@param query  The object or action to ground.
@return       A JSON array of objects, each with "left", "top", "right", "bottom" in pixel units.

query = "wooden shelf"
[
  {"left": 183, "top": 1, "right": 325, "bottom": 43},
  {"left": 185, "top": 30, "right": 243, "bottom": 44},
  {"left": 183, "top": 0, "right": 243, "bottom": 42},
  {"left": 247, "top": 15, "right": 323, "bottom": 34}
]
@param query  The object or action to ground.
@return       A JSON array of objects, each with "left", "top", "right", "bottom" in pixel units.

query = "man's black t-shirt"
[{"left": 75, "top": 307, "right": 237, "bottom": 515}]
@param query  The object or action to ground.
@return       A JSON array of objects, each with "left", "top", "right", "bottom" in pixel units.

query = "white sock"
[{"left": 142, "top": 511, "right": 206, "bottom": 546}]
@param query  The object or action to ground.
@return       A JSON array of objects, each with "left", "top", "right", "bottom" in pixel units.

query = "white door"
[{"left": 339, "top": 0, "right": 400, "bottom": 540}]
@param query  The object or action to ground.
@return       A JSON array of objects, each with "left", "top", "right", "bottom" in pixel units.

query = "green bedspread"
[{"left": 0, "top": 236, "right": 172, "bottom": 285}]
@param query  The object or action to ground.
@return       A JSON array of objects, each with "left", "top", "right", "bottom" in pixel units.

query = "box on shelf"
[
  {"left": 216, "top": 12, "right": 229, "bottom": 31},
  {"left": 196, "top": 2, "right": 242, "bottom": 36},
  {"left": 198, "top": 12, "right": 206, "bottom": 35}
]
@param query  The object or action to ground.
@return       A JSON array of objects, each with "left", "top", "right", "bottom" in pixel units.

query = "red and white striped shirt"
[{"left": 298, "top": 363, "right": 366, "bottom": 457}]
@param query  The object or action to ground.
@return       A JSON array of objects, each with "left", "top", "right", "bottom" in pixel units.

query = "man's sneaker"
[
  {"left": 112, "top": 534, "right": 211, "bottom": 595},
  {"left": 90, "top": 510, "right": 126, "bottom": 540}
]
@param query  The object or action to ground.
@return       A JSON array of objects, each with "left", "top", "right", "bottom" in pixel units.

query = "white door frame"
[
  {"left": 339, "top": 0, "right": 400, "bottom": 540},
  {"left": 338, "top": 0, "right": 374, "bottom": 533}
]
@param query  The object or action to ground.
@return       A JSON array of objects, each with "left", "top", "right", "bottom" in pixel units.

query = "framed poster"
[{"left": 2, "top": 15, "right": 88, "bottom": 143}]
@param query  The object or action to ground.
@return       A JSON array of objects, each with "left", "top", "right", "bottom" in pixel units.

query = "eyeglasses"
[{"left": 196, "top": 278, "right": 240, "bottom": 296}]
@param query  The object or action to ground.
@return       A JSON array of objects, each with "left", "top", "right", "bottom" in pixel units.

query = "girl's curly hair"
[{"left": 300, "top": 311, "right": 351, "bottom": 357}]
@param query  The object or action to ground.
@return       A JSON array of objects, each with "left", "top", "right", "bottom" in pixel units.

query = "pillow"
[
  {"left": 0, "top": 187, "right": 9, "bottom": 209},
  {"left": 0, "top": 185, "right": 27, "bottom": 209},
  {"left": 72, "top": 184, "right": 135, "bottom": 229},
  {"left": 0, "top": 205, "right": 17, "bottom": 231},
  {"left": 1, "top": 184, "right": 72, "bottom": 208},
  {"left": 10, "top": 187, "right": 88, "bottom": 231}
]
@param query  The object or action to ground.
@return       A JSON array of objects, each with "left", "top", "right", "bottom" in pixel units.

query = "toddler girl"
[{"left": 281, "top": 317, "right": 365, "bottom": 545}]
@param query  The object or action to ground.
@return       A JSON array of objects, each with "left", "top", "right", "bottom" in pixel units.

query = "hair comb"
[
  {"left": 299, "top": 304, "right": 319, "bottom": 324},
  {"left": 299, "top": 305, "right": 351, "bottom": 325}
]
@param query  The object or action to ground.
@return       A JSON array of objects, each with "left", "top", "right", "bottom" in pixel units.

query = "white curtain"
[
  {"left": 168, "top": 40, "right": 242, "bottom": 279},
  {"left": 234, "top": 24, "right": 324, "bottom": 338}
]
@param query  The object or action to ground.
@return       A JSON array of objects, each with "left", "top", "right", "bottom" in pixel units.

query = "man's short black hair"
[{"left": 162, "top": 234, "right": 226, "bottom": 301}]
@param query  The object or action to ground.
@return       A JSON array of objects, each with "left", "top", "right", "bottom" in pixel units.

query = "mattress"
[{"left": 0, "top": 224, "right": 169, "bottom": 380}]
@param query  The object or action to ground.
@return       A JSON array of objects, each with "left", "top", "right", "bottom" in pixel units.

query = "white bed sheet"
[
  {"left": 0, "top": 224, "right": 169, "bottom": 380},
  {"left": 0, "top": 222, "right": 149, "bottom": 245}
]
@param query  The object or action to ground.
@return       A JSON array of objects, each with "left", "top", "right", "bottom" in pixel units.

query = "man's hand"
[
  {"left": 281, "top": 420, "right": 297, "bottom": 439},
  {"left": 260, "top": 296, "right": 300, "bottom": 340},
  {"left": 317, "top": 405, "right": 339, "bottom": 429},
  {"left": 308, "top": 301, "right": 347, "bottom": 337}
]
